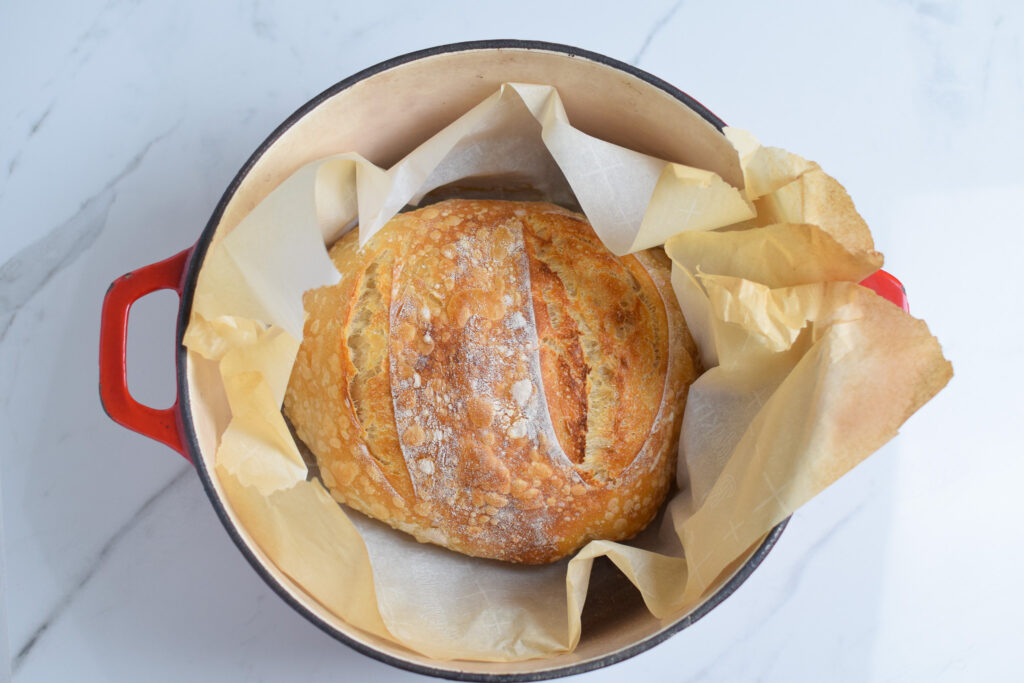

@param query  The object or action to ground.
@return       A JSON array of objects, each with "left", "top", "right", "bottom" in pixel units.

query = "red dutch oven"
[{"left": 98, "top": 40, "right": 909, "bottom": 681}]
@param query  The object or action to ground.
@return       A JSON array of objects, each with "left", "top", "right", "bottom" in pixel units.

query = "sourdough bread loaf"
[{"left": 284, "top": 199, "right": 698, "bottom": 563}]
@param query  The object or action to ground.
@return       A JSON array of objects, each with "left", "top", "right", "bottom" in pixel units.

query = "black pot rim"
[{"left": 175, "top": 39, "right": 789, "bottom": 682}]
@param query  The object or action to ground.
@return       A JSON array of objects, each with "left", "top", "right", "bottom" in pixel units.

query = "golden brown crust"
[{"left": 284, "top": 200, "right": 698, "bottom": 563}]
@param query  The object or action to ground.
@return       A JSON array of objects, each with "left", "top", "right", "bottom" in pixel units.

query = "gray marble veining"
[
  {"left": 0, "top": 126, "right": 177, "bottom": 343},
  {"left": 12, "top": 467, "right": 192, "bottom": 674},
  {"left": 632, "top": 0, "right": 685, "bottom": 66},
  {"left": 1, "top": 1, "right": 1021, "bottom": 681}
]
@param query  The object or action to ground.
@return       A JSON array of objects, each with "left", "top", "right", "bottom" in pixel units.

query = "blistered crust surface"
[{"left": 284, "top": 200, "right": 697, "bottom": 563}]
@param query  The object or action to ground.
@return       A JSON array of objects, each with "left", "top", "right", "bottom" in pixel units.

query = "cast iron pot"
[{"left": 99, "top": 40, "right": 908, "bottom": 681}]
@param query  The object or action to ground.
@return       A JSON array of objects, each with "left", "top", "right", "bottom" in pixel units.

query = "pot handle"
[
  {"left": 99, "top": 248, "right": 193, "bottom": 461},
  {"left": 859, "top": 269, "right": 909, "bottom": 313},
  {"left": 95, "top": 251, "right": 906, "bottom": 462}
]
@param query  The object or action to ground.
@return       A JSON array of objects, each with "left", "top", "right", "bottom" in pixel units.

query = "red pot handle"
[
  {"left": 95, "top": 249, "right": 906, "bottom": 462},
  {"left": 859, "top": 269, "right": 909, "bottom": 313},
  {"left": 99, "top": 248, "right": 193, "bottom": 461}
]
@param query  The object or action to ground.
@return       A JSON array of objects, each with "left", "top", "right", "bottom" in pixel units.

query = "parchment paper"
[{"left": 183, "top": 82, "right": 952, "bottom": 661}]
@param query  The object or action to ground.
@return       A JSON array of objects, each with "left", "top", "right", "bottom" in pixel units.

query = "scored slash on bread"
[{"left": 284, "top": 200, "right": 698, "bottom": 563}]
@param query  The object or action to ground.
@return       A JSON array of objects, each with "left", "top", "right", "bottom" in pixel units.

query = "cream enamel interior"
[{"left": 185, "top": 46, "right": 759, "bottom": 677}]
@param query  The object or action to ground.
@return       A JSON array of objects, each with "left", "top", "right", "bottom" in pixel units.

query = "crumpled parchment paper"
[{"left": 183, "top": 82, "right": 951, "bottom": 661}]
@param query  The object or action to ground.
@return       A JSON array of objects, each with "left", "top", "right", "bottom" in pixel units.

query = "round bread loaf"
[{"left": 284, "top": 199, "right": 698, "bottom": 563}]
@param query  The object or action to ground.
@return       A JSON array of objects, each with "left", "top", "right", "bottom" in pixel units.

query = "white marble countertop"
[{"left": 2, "top": 1, "right": 1022, "bottom": 681}]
